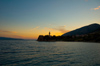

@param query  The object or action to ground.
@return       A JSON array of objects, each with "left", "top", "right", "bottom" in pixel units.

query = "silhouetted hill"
[
  {"left": 62, "top": 23, "right": 100, "bottom": 36},
  {"left": 93, "top": 28, "right": 100, "bottom": 33},
  {"left": 0, "top": 37, "right": 23, "bottom": 40}
]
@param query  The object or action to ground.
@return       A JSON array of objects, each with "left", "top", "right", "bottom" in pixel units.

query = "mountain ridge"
[{"left": 62, "top": 23, "right": 100, "bottom": 36}]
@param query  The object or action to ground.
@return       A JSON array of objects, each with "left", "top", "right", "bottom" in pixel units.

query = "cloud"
[
  {"left": 53, "top": 26, "right": 70, "bottom": 33},
  {"left": 12, "top": 35, "right": 25, "bottom": 38},
  {"left": 94, "top": 6, "right": 100, "bottom": 10},
  {"left": 31, "top": 26, "right": 40, "bottom": 31},
  {"left": 33, "top": 26, "right": 40, "bottom": 30},
  {"left": 13, "top": 35, "right": 25, "bottom": 38},
  {"left": 44, "top": 27, "right": 54, "bottom": 31},
  {"left": 44, "top": 25, "right": 70, "bottom": 33},
  {"left": 0, "top": 30, "right": 17, "bottom": 33}
]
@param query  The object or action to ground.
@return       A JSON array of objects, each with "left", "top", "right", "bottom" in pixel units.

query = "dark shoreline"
[
  {"left": 37, "top": 40, "right": 100, "bottom": 43},
  {"left": 37, "top": 33, "right": 100, "bottom": 43}
]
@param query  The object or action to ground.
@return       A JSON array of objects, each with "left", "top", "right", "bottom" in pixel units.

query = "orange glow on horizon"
[
  {"left": 0, "top": 31, "right": 64, "bottom": 39},
  {"left": 0, "top": 27, "right": 67, "bottom": 39}
]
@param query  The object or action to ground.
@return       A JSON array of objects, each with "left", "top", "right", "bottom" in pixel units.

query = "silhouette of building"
[{"left": 49, "top": 31, "right": 51, "bottom": 37}]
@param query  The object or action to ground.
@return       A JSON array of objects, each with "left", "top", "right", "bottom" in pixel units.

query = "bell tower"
[{"left": 49, "top": 31, "right": 50, "bottom": 36}]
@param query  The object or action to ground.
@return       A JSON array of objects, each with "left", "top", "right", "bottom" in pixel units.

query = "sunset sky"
[{"left": 0, "top": 0, "right": 100, "bottom": 39}]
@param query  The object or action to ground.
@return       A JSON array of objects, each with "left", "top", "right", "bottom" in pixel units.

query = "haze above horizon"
[{"left": 0, "top": 0, "right": 100, "bottom": 39}]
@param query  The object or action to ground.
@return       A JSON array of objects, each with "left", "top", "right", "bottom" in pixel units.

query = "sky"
[{"left": 0, "top": 0, "right": 100, "bottom": 39}]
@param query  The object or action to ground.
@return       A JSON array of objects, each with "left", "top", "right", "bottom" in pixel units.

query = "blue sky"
[{"left": 0, "top": 0, "right": 100, "bottom": 39}]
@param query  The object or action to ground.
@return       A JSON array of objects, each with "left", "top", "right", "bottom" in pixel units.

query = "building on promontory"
[{"left": 37, "top": 32, "right": 52, "bottom": 41}]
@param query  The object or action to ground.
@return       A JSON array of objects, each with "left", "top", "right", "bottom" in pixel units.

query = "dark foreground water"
[{"left": 0, "top": 40, "right": 100, "bottom": 66}]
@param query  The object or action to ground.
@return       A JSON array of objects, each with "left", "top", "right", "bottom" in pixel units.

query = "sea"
[{"left": 0, "top": 40, "right": 100, "bottom": 66}]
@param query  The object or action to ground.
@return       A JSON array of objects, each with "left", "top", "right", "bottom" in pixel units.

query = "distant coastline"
[{"left": 0, "top": 37, "right": 23, "bottom": 40}]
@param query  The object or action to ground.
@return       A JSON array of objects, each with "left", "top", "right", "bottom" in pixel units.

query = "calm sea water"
[{"left": 0, "top": 40, "right": 100, "bottom": 66}]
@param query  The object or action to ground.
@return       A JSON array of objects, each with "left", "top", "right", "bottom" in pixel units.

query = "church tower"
[{"left": 49, "top": 31, "right": 50, "bottom": 36}]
